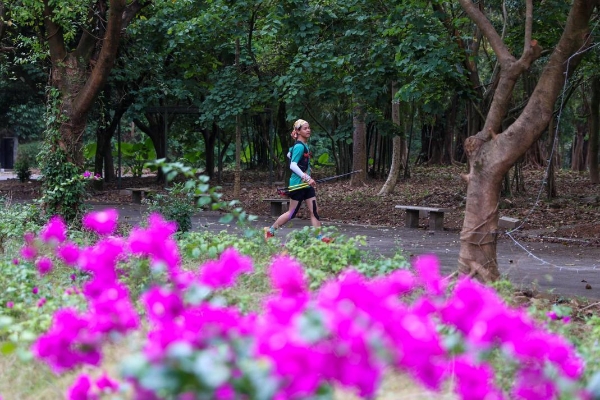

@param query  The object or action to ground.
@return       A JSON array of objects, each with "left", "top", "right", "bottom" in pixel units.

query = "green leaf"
[{"left": 0, "top": 342, "right": 16, "bottom": 355}]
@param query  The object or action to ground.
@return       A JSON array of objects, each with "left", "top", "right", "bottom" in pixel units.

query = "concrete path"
[{"left": 89, "top": 202, "right": 600, "bottom": 301}]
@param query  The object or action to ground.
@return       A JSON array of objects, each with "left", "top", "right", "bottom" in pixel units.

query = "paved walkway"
[{"left": 89, "top": 202, "right": 600, "bottom": 301}]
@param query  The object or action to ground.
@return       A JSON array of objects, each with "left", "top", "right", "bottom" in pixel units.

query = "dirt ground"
[{"left": 2, "top": 165, "right": 597, "bottom": 246}]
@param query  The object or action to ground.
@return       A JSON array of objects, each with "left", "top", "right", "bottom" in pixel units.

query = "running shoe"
[
  {"left": 264, "top": 227, "right": 274, "bottom": 241},
  {"left": 316, "top": 234, "right": 333, "bottom": 243}
]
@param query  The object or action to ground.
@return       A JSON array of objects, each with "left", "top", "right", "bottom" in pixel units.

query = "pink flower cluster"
[
  {"left": 26, "top": 210, "right": 588, "bottom": 400},
  {"left": 66, "top": 372, "right": 119, "bottom": 400},
  {"left": 28, "top": 211, "right": 139, "bottom": 373},
  {"left": 82, "top": 171, "right": 102, "bottom": 181}
]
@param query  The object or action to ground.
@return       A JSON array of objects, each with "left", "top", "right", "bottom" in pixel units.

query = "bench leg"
[
  {"left": 270, "top": 202, "right": 283, "bottom": 217},
  {"left": 132, "top": 191, "right": 142, "bottom": 204},
  {"left": 429, "top": 211, "right": 445, "bottom": 231},
  {"left": 405, "top": 210, "right": 420, "bottom": 228}
]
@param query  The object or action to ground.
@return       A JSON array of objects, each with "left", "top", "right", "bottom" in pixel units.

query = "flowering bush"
[{"left": 6, "top": 210, "right": 595, "bottom": 399}]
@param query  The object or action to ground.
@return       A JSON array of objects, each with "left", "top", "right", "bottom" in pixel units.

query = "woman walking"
[{"left": 264, "top": 119, "right": 330, "bottom": 242}]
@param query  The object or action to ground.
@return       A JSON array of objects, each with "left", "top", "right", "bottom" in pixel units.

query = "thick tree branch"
[
  {"left": 133, "top": 117, "right": 151, "bottom": 136},
  {"left": 75, "top": 2, "right": 104, "bottom": 61},
  {"left": 0, "top": 1, "right": 7, "bottom": 42},
  {"left": 523, "top": 0, "right": 533, "bottom": 52},
  {"left": 123, "top": 0, "right": 150, "bottom": 27},
  {"left": 42, "top": 0, "right": 66, "bottom": 62},
  {"left": 502, "top": 0, "right": 599, "bottom": 161},
  {"left": 74, "top": 0, "right": 127, "bottom": 117},
  {"left": 457, "top": 0, "right": 513, "bottom": 65}
]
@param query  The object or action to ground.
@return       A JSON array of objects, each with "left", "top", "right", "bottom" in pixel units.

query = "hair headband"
[{"left": 293, "top": 119, "right": 308, "bottom": 130}]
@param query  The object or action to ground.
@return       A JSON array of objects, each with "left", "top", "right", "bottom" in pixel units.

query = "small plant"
[
  {"left": 144, "top": 182, "right": 197, "bottom": 232},
  {"left": 14, "top": 158, "right": 32, "bottom": 183}
]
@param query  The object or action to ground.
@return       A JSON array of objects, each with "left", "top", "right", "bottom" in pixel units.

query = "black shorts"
[{"left": 289, "top": 186, "right": 316, "bottom": 202}]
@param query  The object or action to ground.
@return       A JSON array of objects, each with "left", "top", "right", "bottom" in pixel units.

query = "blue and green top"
[{"left": 289, "top": 141, "right": 311, "bottom": 186}]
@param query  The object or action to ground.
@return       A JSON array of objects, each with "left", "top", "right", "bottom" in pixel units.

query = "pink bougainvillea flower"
[
  {"left": 57, "top": 241, "right": 81, "bottom": 266},
  {"left": 33, "top": 308, "right": 101, "bottom": 373},
  {"left": 39, "top": 215, "right": 67, "bottom": 244},
  {"left": 88, "top": 283, "right": 139, "bottom": 334},
  {"left": 20, "top": 245, "right": 37, "bottom": 261},
  {"left": 413, "top": 254, "right": 446, "bottom": 296},
  {"left": 452, "top": 356, "right": 502, "bottom": 400},
  {"left": 215, "top": 385, "right": 236, "bottom": 400},
  {"left": 128, "top": 213, "right": 181, "bottom": 279},
  {"left": 143, "top": 287, "right": 184, "bottom": 323},
  {"left": 83, "top": 171, "right": 93, "bottom": 179},
  {"left": 441, "top": 278, "right": 504, "bottom": 334},
  {"left": 36, "top": 257, "right": 53, "bottom": 276},
  {"left": 23, "top": 232, "right": 35, "bottom": 245},
  {"left": 95, "top": 372, "right": 119, "bottom": 392},
  {"left": 37, "top": 298, "right": 47, "bottom": 307},
  {"left": 268, "top": 255, "right": 307, "bottom": 296},
  {"left": 368, "top": 269, "right": 416, "bottom": 299},
  {"left": 82, "top": 209, "right": 118, "bottom": 235},
  {"left": 66, "top": 374, "right": 97, "bottom": 400},
  {"left": 6, "top": 301, "right": 13, "bottom": 309},
  {"left": 198, "top": 248, "right": 253, "bottom": 289},
  {"left": 512, "top": 367, "right": 557, "bottom": 400}
]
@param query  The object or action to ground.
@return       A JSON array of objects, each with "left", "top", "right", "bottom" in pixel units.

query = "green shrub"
[
  {"left": 285, "top": 226, "right": 367, "bottom": 288},
  {"left": 14, "top": 158, "right": 32, "bottom": 182},
  {"left": 16, "top": 142, "right": 42, "bottom": 169},
  {"left": 144, "top": 182, "right": 197, "bottom": 232},
  {"left": 0, "top": 198, "right": 43, "bottom": 253}
]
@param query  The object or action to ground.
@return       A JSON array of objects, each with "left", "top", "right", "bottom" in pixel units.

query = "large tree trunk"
[
  {"left": 233, "top": 38, "right": 242, "bottom": 198},
  {"left": 350, "top": 103, "right": 367, "bottom": 186},
  {"left": 43, "top": 0, "right": 146, "bottom": 164},
  {"left": 39, "top": 0, "right": 146, "bottom": 220},
  {"left": 590, "top": 76, "right": 600, "bottom": 184},
  {"left": 457, "top": 0, "right": 597, "bottom": 282}
]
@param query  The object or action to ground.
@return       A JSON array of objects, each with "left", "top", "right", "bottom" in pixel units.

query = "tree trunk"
[
  {"left": 571, "top": 103, "right": 588, "bottom": 171},
  {"left": 38, "top": 0, "right": 147, "bottom": 220},
  {"left": 202, "top": 123, "right": 218, "bottom": 179},
  {"left": 350, "top": 103, "right": 367, "bottom": 186},
  {"left": 133, "top": 113, "right": 168, "bottom": 182},
  {"left": 457, "top": 0, "right": 596, "bottom": 282},
  {"left": 94, "top": 90, "right": 132, "bottom": 185},
  {"left": 378, "top": 83, "right": 406, "bottom": 195},
  {"left": 590, "top": 76, "right": 600, "bottom": 184},
  {"left": 546, "top": 117, "right": 557, "bottom": 199},
  {"left": 42, "top": 0, "right": 144, "bottom": 165}
]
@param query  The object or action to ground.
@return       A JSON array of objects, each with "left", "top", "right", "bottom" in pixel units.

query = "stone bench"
[
  {"left": 126, "top": 188, "right": 156, "bottom": 204},
  {"left": 395, "top": 205, "right": 452, "bottom": 231},
  {"left": 499, "top": 216, "right": 521, "bottom": 230},
  {"left": 263, "top": 198, "right": 290, "bottom": 217}
]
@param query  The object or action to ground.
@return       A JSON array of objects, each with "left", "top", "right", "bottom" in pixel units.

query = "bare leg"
[
  {"left": 272, "top": 199, "right": 301, "bottom": 229},
  {"left": 305, "top": 197, "right": 321, "bottom": 228}
]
